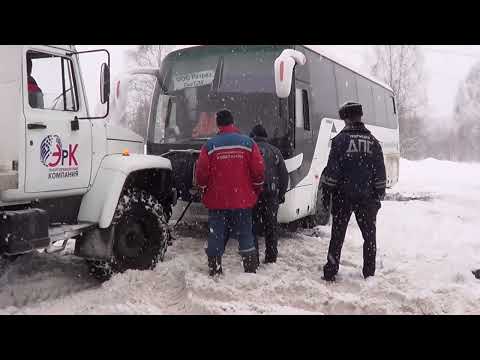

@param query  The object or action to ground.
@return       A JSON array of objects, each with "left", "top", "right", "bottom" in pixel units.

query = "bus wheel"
[
  {"left": 309, "top": 183, "right": 331, "bottom": 227},
  {"left": 286, "top": 220, "right": 300, "bottom": 232}
]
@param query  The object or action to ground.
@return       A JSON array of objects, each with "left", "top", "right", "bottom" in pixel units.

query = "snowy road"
[{"left": 1, "top": 158, "right": 480, "bottom": 315}]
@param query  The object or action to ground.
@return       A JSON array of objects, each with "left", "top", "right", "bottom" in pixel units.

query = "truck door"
[{"left": 23, "top": 46, "right": 92, "bottom": 193}]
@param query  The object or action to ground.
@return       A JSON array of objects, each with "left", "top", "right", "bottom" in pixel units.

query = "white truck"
[{"left": 0, "top": 45, "right": 176, "bottom": 280}]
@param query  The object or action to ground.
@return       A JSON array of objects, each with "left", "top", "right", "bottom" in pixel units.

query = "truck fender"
[{"left": 78, "top": 153, "right": 172, "bottom": 229}]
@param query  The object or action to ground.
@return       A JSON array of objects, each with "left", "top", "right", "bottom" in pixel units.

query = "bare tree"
[
  {"left": 115, "top": 45, "right": 176, "bottom": 139},
  {"left": 124, "top": 45, "right": 168, "bottom": 109},
  {"left": 126, "top": 45, "right": 162, "bottom": 68},
  {"left": 124, "top": 44, "right": 177, "bottom": 106},
  {"left": 370, "top": 46, "right": 428, "bottom": 158},
  {"left": 453, "top": 61, "right": 480, "bottom": 161},
  {"left": 126, "top": 45, "right": 178, "bottom": 68},
  {"left": 371, "top": 45, "right": 427, "bottom": 119}
]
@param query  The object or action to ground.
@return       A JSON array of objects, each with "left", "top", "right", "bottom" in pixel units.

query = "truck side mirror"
[
  {"left": 100, "top": 63, "right": 110, "bottom": 104},
  {"left": 73, "top": 48, "right": 111, "bottom": 120},
  {"left": 274, "top": 49, "right": 306, "bottom": 99}
]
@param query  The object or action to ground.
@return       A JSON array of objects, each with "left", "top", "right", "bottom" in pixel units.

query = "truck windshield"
[{"left": 152, "top": 45, "right": 287, "bottom": 144}]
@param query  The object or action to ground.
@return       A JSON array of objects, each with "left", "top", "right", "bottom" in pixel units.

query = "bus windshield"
[{"left": 152, "top": 45, "right": 288, "bottom": 144}]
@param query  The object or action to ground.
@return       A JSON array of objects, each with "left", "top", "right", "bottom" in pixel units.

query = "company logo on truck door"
[{"left": 40, "top": 135, "right": 79, "bottom": 179}]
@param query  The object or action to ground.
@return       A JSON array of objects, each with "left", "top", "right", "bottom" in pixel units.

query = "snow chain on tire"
[{"left": 88, "top": 187, "right": 171, "bottom": 282}]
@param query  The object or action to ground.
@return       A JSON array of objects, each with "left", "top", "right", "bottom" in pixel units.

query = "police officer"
[
  {"left": 250, "top": 125, "right": 289, "bottom": 264},
  {"left": 321, "top": 102, "right": 387, "bottom": 281}
]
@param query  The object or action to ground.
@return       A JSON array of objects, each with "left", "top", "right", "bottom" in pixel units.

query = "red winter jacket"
[
  {"left": 28, "top": 76, "right": 44, "bottom": 109},
  {"left": 195, "top": 125, "right": 265, "bottom": 210},
  {"left": 28, "top": 75, "right": 42, "bottom": 93}
]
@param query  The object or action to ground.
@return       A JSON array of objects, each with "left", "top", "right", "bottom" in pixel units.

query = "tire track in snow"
[
  {"left": 0, "top": 250, "right": 100, "bottom": 311},
  {"left": 4, "top": 177, "right": 480, "bottom": 314}
]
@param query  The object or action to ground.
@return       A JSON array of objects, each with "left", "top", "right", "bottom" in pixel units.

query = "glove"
[{"left": 195, "top": 185, "right": 207, "bottom": 197}]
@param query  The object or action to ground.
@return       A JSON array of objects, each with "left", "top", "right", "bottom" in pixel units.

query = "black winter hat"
[
  {"left": 339, "top": 101, "right": 363, "bottom": 120},
  {"left": 250, "top": 124, "right": 268, "bottom": 138},
  {"left": 216, "top": 109, "right": 234, "bottom": 126}
]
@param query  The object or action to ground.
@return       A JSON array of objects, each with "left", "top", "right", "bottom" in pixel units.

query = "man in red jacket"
[{"left": 195, "top": 109, "right": 265, "bottom": 276}]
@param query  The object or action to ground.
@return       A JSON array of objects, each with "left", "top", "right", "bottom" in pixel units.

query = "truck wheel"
[
  {"left": 112, "top": 188, "right": 170, "bottom": 273},
  {"left": 87, "top": 260, "right": 113, "bottom": 282},
  {"left": 89, "top": 188, "right": 171, "bottom": 281}
]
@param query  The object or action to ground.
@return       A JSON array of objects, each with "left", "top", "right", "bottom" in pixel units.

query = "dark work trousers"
[
  {"left": 207, "top": 209, "right": 257, "bottom": 258},
  {"left": 324, "top": 194, "right": 380, "bottom": 279},
  {"left": 252, "top": 192, "right": 280, "bottom": 259}
]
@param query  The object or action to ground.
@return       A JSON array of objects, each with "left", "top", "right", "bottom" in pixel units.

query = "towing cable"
[
  {"left": 173, "top": 198, "right": 194, "bottom": 229},
  {"left": 173, "top": 187, "right": 202, "bottom": 229}
]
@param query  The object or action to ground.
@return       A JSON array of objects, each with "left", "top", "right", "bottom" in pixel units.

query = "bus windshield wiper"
[
  {"left": 211, "top": 56, "right": 224, "bottom": 93},
  {"left": 160, "top": 66, "right": 172, "bottom": 95}
]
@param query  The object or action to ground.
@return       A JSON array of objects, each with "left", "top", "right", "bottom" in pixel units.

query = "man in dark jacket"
[
  {"left": 249, "top": 125, "right": 289, "bottom": 264},
  {"left": 321, "top": 102, "right": 386, "bottom": 281},
  {"left": 195, "top": 110, "right": 265, "bottom": 276}
]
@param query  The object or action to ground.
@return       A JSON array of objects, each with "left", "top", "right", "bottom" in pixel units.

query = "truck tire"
[{"left": 89, "top": 188, "right": 170, "bottom": 281}]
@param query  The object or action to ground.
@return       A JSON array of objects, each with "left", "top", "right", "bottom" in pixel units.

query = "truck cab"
[{"left": 0, "top": 45, "right": 176, "bottom": 280}]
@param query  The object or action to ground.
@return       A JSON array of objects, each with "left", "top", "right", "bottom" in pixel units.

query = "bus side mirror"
[
  {"left": 100, "top": 63, "right": 110, "bottom": 104},
  {"left": 274, "top": 49, "right": 306, "bottom": 99}
]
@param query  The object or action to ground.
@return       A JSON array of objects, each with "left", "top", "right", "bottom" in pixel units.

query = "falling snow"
[{"left": 1, "top": 159, "right": 480, "bottom": 314}]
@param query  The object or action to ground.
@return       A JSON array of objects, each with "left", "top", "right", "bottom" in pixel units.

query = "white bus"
[{"left": 118, "top": 45, "right": 400, "bottom": 228}]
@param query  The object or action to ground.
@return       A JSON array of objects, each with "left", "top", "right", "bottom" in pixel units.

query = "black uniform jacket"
[{"left": 321, "top": 122, "right": 387, "bottom": 202}]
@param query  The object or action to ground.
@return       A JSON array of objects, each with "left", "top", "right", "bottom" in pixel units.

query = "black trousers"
[
  {"left": 253, "top": 192, "right": 280, "bottom": 258},
  {"left": 324, "top": 194, "right": 380, "bottom": 279}
]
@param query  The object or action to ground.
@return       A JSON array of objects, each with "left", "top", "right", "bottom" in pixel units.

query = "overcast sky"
[
  {"left": 314, "top": 45, "right": 480, "bottom": 121},
  {"left": 76, "top": 45, "right": 480, "bottom": 122}
]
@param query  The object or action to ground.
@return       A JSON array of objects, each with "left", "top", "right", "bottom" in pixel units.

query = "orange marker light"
[{"left": 122, "top": 148, "right": 130, "bottom": 156}]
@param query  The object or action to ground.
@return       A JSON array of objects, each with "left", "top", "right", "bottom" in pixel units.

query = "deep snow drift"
[{"left": 1, "top": 158, "right": 480, "bottom": 315}]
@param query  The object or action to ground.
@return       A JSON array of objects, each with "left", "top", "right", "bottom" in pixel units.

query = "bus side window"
[
  {"left": 302, "top": 89, "right": 310, "bottom": 131},
  {"left": 373, "top": 85, "right": 388, "bottom": 128},
  {"left": 356, "top": 76, "right": 375, "bottom": 126},
  {"left": 335, "top": 65, "right": 358, "bottom": 106},
  {"left": 295, "top": 88, "right": 304, "bottom": 129},
  {"left": 310, "top": 56, "right": 337, "bottom": 119},
  {"left": 386, "top": 94, "right": 398, "bottom": 129},
  {"left": 295, "top": 88, "right": 311, "bottom": 131}
]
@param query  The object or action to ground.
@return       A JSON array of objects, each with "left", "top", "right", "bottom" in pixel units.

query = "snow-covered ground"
[{"left": 1, "top": 158, "right": 480, "bottom": 315}]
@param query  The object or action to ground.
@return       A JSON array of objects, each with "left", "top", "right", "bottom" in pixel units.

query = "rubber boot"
[
  {"left": 242, "top": 252, "right": 259, "bottom": 274},
  {"left": 264, "top": 249, "right": 277, "bottom": 264},
  {"left": 208, "top": 256, "right": 223, "bottom": 277},
  {"left": 363, "top": 270, "right": 375, "bottom": 279},
  {"left": 472, "top": 269, "right": 480, "bottom": 279},
  {"left": 322, "top": 263, "right": 337, "bottom": 282}
]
